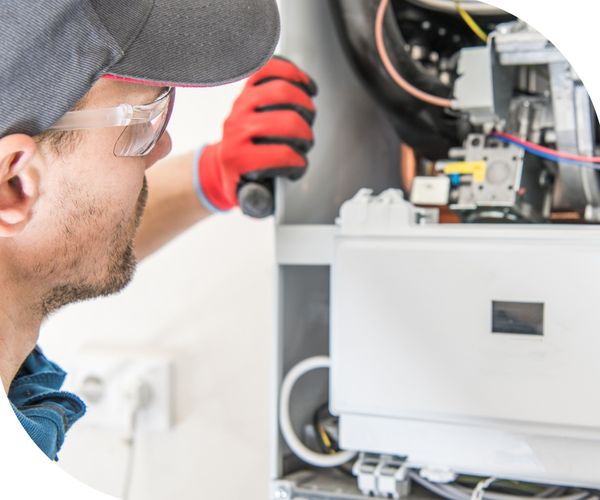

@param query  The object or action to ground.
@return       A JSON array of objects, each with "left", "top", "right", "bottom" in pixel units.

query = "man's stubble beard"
[{"left": 40, "top": 178, "right": 149, "bottom": 316}]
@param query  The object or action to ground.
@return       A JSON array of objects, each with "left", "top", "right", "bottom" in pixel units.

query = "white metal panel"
[{"left": 331, "top": 226, "right": 600, "bottom": 485}]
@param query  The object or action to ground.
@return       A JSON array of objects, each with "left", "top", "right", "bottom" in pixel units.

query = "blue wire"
[{"left": 492, "top": 134, "right": 600, "bottom": 170}]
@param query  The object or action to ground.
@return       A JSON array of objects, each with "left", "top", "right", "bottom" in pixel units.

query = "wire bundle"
[
  {"left": 411, "top": 472, "right": 593, "bottom": 500},
  {"left": 375, "top": 0, "right": 455, "bottom": 108},
  {"left": 374, "top": 0, "right": 492, "bottom": 107},
  {"left": 491, "top": 131, "right": 600, "bottom": 167}
]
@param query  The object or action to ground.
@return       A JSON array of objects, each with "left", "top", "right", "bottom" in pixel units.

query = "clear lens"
[
  {"left": 113, "top": 88, "right": 175, "bottom": 157},
  {"left": 114, "top": 119, "right": 160, "bottom": 157}
]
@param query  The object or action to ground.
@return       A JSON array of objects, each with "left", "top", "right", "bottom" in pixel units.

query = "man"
[{"left": 0, "top": 0, "right": 316, "bottom": 459}]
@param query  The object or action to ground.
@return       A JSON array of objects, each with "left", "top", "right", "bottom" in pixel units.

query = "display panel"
[{"left": 492, "top": 301, "right": 544, "bottom": 336}]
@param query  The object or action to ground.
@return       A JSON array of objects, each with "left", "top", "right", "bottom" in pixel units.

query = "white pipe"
[{"left": 279, "top": 356, "right": 357, "bottom": 468}]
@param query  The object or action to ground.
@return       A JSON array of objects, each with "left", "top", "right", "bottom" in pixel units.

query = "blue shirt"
[{"left": 8, "top": 346, "right": 86, "bottom": 461}]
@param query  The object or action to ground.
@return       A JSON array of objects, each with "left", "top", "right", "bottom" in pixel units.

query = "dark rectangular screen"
[{"left": 492, "top": 301, "right": 544, "bottom": 336}]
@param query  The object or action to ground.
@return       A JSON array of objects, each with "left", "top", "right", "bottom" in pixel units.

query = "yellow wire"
[
  {"left": 455, "top": 0, "right": 488, "bottom": 43},
  {"left": 318, "top": 424, "right": 334, "bottom": 452}
]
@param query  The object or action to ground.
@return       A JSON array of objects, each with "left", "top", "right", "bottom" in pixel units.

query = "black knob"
[{"left": 238, "top": 181, "right": 274, "bottom": 218}]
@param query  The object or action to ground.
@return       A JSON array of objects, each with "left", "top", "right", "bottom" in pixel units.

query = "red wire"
[{"left": 493, "top": 131, "right": 600, "bottom": 164}]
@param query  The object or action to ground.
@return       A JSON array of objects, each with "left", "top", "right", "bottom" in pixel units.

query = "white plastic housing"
[{"left": 67, "top": 348, "right": 173, "bottom": 433}]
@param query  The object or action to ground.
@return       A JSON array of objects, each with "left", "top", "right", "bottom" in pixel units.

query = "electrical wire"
[
  {"left": 318, "top": 423, "right": 333, "bottom": 451},
  {"left": 456, "top": 485, "right": 591, "bottom": 500},
  {"left": 313, "top": 403, "right": 334, "bottom": 453},
  {"left": 401, "top": 143, "right": 417, "bottom": 193},
  {"left": 411, "top": 471, "right": 592, "bottom": 500},
  {"left": 472, "top": 478, "right": 499, "bottom": 500},
  {"left": 122, "top": 407, "right": 141, "bottom": 500},
  {"left": 121, "top": 379, "right": 153, "bottom": 500},
  {"left": 539, "top": 487, "right": 568, "bottom": 498},
  {"left": 375, "top": 0, "right": 455, "bottom": 108},
  {"left": 455, "top": 0, "right": 488, "bottom": 43},
  {"left": 279, "top": 356, "right": 357, "bottom": 468},
  {"left": 457, "top": 477, "right": 560, "bottom": 497},
  {"left": 406, "top": 0, "right": 505, "bottom": 15},
  {"left": 410, "top": 471, "right": 469, "bottom": 500},
  {"left": 311, "top": 405, "right": 356, "bottom": 477},
  {"left": 491, "top": 131, "right": 600, "bottom": 167}
]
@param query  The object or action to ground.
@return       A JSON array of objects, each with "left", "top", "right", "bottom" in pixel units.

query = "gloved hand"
[{"left": 195, "top": 56, "right": 317, "bottom": 216}]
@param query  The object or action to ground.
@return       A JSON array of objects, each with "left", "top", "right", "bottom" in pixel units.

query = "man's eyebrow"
[{"left": 135, "top": 86, "right": 167, "bottom": 106}]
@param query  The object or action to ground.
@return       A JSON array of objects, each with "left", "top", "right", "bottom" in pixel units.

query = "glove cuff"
[{"left": 194, "top": 145, "right": 233, "bottom": 213}]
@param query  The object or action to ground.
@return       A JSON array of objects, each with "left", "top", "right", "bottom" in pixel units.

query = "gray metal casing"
[
  {"left": 272, "top": 1, "right": 600, "bottom": 498},
  {"left": 272, "top": 1, "right": 400, "bottom": 497},
  {"left": 454, "top": 42, "right": 513, "bottom": 126}
]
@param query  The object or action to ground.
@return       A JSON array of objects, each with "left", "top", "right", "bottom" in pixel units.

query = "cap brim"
[{"left": 104, "top": 0, "right": 280, "bottom": 88}]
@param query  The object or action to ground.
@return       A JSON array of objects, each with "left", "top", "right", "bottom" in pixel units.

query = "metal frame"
[
  {"left": 271, "top": 1, "right": 401, "bottom": 497},
  {"left": 271, "top": 1, "right": 600, "bottom": 498}
]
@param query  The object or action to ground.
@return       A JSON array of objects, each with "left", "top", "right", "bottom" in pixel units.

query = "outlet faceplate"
[{"left": 67, "top": 348, "right": 173, "bottom": 432}]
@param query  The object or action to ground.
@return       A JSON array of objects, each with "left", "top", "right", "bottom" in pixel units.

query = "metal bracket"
[{"left": 352, "top": 453, "right": 410, "bottom": 499}]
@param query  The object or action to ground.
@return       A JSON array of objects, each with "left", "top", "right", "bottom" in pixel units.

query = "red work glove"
[{"left": 195, "top": 56, "right": 317, "bottom": 215}]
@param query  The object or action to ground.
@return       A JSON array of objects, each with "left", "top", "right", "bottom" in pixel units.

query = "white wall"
[{"left": 39, "top": 81, "right": 276, "bottom": 500}]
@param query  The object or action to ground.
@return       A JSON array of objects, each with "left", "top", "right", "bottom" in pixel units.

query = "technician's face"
[{"left": 11, "top": 79, "right": 172, "bottom": 315}]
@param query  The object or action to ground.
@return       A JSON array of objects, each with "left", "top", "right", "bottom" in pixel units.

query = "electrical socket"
[{"left": 67, "top": 347, "right": 173, "bottom": 432}]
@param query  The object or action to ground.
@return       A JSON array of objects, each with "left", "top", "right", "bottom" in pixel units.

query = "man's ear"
[{"left": 0, "top": 134, "right": 39, "bottom": 237}]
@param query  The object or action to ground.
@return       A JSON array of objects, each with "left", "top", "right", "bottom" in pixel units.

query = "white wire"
[
  {"left": 121, "top": 380, "right": 152, "bottom": 500},
  {"left": 441, "top": 483, "right": 588, "bottom": 500},
  {"left": 413, "top": 473, "right": 592, "bottom": 500},
  {"left": 472, "top": 478, "right": 498, "bottom": 500},
  {"left": 279, "top": 356, "right": 357, "bottom": 468},
  {"left": 410, "top": 472, "right": 469, "bottom": 500},
  {"left": 121, "top": 407, "right": 141, "bottom": 500},
  {"left": 405, "top": 0, "right": 506, "bottom": 15}
]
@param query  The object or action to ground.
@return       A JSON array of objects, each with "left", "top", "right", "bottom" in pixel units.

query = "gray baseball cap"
[{"left": 1, "top": 0, "right": 280, "bottom": 138}]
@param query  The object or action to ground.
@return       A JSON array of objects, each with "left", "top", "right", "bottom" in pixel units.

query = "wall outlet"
[{"left": 68, "top": 348, "right": 173, "bottom": 432}]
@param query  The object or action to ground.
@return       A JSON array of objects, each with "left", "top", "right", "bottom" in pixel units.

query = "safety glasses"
[{"left": 50, "top": 87, "right": 175, "bottom": 157}]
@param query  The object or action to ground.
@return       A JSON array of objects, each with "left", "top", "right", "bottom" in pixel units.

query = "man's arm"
[{"left": 135, "top": 151, "right": 211, "bottom": 260}]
